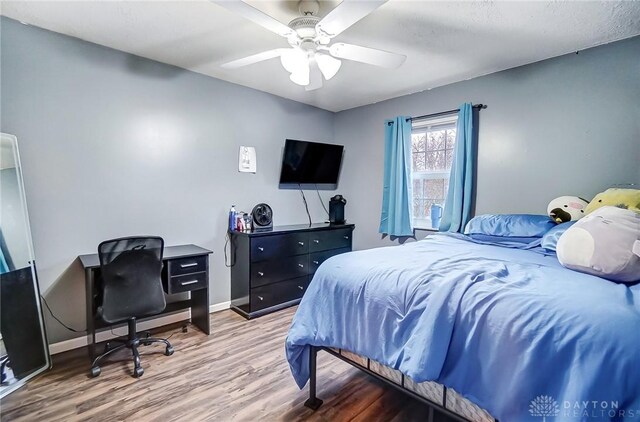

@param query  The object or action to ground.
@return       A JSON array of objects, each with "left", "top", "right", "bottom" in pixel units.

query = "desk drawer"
[
  {"left": 250, "top": 233, "right": 308, "bottom": 262},
  {"left": 309, "top": 247, "right": 351, "bottom": 275},
  {"left": 309, "top": 228, "right": 352, "bottom": 252},
  {"left": 169, "top": 255, "right": 208, "bottom": 277},
  {"left": 168, "top": 271, "right": 207, "bottom": 294},
  {"left": 251, "top": 276, "right": 308, "bottom": 312},
  {"left": 251, "top": 255, "right": 308, "bottom": 288}
]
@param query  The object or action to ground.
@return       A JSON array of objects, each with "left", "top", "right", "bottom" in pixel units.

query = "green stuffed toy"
[{"left": 585, "top": 188, "right": 640, "bottom": 214}]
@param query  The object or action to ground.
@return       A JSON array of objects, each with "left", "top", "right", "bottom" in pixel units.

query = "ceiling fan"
[{"left": 213, "top": 0, "right": 406, "bottom": 91}]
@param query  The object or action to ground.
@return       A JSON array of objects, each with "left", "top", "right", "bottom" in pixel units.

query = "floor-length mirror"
[{"left": 0, "top": 133, "right": 50, "bottom": 398}]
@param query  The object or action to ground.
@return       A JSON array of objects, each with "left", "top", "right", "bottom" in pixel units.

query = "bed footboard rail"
[{"left": 304, "top": 346, "right": 497, "bottom": 422}]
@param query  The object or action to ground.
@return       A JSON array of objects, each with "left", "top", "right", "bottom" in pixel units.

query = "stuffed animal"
[
  {"left": 547, "top": 196, "right": 589, "bottom": 224},
  {"left": 584, "top": 188, "right": 640, "bottom": 214},
  {"left": 556, "top": 206, "right": 640, "bottom": 283}
]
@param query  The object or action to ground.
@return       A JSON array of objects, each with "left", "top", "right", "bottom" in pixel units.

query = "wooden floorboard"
[{"left": 0, "top": 307, "right": 454, "bottom": 421}]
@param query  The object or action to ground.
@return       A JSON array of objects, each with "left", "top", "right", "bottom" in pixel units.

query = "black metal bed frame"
[{"left": 304, "top": 346, "right": 492, "bottom": 422}]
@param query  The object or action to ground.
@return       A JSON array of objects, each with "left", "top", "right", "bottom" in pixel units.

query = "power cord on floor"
[
  {"left": 315, "top": 184, "right": 330, "bottom": 217},
  {"left": 299, "top": 184, "right": 312, "bottom": 226},
  {"left": 40, "top": 295, "right": 85, "bottom": 333}
]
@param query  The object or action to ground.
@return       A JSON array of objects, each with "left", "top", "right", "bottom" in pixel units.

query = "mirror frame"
[{"left": 0, "top": 133, "right": 51, "bottom": 398}]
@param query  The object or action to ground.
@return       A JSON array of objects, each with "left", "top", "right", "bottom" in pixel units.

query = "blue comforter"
[{"left": 286, "top": 234, "right": 640, "bottom": 421}]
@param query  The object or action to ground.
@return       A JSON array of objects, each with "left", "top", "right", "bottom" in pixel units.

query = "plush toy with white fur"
[
  {"left": 547, "top": 196, "right": 589, "bottom": 224},
  {"left": 556, "top": 206, "right": 640, "bottom": 283}
]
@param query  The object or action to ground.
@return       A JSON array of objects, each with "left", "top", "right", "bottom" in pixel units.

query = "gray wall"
[
  {"left": 0, "top": 17, "right": 334, "bottom": 343},
  {"left": 334, "top": 36, "right": 640, "bottom": 250}
]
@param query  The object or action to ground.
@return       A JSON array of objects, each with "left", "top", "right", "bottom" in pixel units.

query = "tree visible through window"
[{"left": 411, "top": 115, "right": 457, "bottom": 229}]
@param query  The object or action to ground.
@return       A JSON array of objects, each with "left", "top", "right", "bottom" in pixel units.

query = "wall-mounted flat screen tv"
[{"left": 278, "top": 139, "right": 344, "bottom": 189}]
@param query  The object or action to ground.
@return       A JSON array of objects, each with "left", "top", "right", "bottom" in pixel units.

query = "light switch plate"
[{"left": 238, "top": 146, "right": 256, "bottom": 173}]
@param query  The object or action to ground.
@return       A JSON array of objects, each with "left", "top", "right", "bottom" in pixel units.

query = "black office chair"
[{"left": 90, "top": 236, "right": 174, "bottom": 378}]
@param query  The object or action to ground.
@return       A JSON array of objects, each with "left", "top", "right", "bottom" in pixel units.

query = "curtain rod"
[{"left": 387, "top": 104, "right": 487, "bottom": 126}]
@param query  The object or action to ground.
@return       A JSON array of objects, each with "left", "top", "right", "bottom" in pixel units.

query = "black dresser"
[{"left": 229, "top": 223, "right": 355, "bottom": 319}]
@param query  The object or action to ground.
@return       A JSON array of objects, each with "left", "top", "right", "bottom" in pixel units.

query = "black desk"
[{"left": 79, "top": 244, "right": 212, "bottom": 361}]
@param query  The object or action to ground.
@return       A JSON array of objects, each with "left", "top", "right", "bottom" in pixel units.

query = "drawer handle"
[
  {"left": 298, "top": 264, "right": 304, "bottom": 268},
  {"left": 257, "top": 296, "right": 264, "bottom": 301},
  {"left": 343, "top": 236, "right": 350, "bottom": 240},
  {"left": 258, "top": 247, "right": 264, "bottom": 252},
  {"left": 313, "top": 239, "right": 320, "bottom": 244},
  {"left": 180, "top": 280, "right": 199, "bottom": 286},
  {"left": 180, "top": 262, "right": 198, "bottom": 268},
  {"left": 258, "top": 271, "right": 264, "bottom": 277},
  {"left": 313, "top": 260, "right": 319, "bottom": 265},
  {"left": 298, "top": 241, "right": 305, "bottom": 246},
  {"left": 298, "top": 285, "right": 304, "bottom": 290}
]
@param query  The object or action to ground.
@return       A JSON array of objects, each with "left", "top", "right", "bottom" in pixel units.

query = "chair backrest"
[{"left": 97, "top": 236, "right": 166, "bottom": 324}]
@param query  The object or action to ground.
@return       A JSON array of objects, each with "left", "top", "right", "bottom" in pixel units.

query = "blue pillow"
[
  {"left": 464, "top": 214, "right": 556, "bottom": 238},
  {"left": 542, "top": 221, "right": 576, "bottom": 252},
  {"left": 468, "top": 234, "right": 542, "bottom": 244}
]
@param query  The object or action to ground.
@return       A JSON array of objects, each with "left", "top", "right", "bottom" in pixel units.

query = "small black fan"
[{"left": 251, "top": 203, "right": 273, "bottom": 231}]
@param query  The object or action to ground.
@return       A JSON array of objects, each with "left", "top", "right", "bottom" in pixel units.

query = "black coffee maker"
[{"left": 329, "top": 195, "right": 346, "bottom": 224}]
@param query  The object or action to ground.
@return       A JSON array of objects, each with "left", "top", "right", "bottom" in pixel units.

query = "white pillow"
[{"left": 556, "top": 206, "right": 640, "bottom": 283}]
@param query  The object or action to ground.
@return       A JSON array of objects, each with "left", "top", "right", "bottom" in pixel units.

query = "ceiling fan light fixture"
[
  {"left": 316, "top": 53, "right": 341, "bottom": 80},
  {"left": 280, "top": 48, "right": 307, "bottom": 74},
  {"left": 289, "top": 58, "right": 310, "bottom": 86},
  {"left": 290, "top": 70, "right": 310, "bottom": 86}
]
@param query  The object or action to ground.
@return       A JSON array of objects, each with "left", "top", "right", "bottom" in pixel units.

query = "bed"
[{"left": 285, "top": 233, "right": 640, "bottom": 421}]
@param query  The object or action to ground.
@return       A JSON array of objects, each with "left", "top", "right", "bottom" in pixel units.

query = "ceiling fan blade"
[
  {"left": 221, "top": 49, "right": 285, "bottom": 69},
  {"left": 305, "top": 57, "right": 323, "bottom": 91},
  {"left": 210, "top": 0, "right": 295, "bottom": 38},
  {"left": 316, "top": 0, "right": 387, "bottom": 38},
  {"left": 329, "top": 43, "right": 406, "bottom": 69}
]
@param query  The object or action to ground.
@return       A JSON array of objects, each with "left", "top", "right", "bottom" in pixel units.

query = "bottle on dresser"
[{"left": 229, "top": 205, "right": 237, "bottom": 231}]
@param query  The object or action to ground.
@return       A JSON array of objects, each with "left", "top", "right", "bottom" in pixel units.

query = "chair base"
[{"left": 90, "top": 318, "right": 173, "bottom": 378}]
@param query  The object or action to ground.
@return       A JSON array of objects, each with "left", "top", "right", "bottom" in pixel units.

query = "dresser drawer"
[
  {"left": 308, "top": 228, "right": 352, "bottom": 252},
  {"left": 251, "top": 255, "right": 308, "bottom": 288},
  {"left": 250, "top": 233, "right": 308, "bottom": 262},
  {"left": 167, "top": 271, "right": 207, "bottom": 294},
  {"left": 168, "top": 255, "right": 208, "bottom": 277},
  {"left": 309, "top": 247, "right": 351, "bottom": 275},
  {"left": 251, "top": 276, "right": 308, "bottom": 311}
]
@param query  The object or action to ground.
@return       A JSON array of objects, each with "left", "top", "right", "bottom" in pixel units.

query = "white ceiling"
[{"left": 2, "top": 1, "right": 639, "bottom": 112}]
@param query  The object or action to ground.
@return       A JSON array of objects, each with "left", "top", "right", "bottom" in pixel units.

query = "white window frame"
[{"left": 411, "top": 114, "right": 458, "bottom": 230}]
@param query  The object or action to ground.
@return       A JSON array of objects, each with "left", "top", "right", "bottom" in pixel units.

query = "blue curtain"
[
  {"left": 440, "top": 103, "right": 476, "bottom": 232},
  {"left": 0, "top": 245, "right": 9, "bottom": 274},
  {"left": 379, "top": 116, "right": 414, "bottom": 236}
]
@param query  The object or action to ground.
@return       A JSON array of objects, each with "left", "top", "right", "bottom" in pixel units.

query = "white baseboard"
[
  {"left": 48, "top": 301, "right": 231, "bottom": 355},
  {"left": 210, "top": 301, "right": 231, "bottom": 313}
]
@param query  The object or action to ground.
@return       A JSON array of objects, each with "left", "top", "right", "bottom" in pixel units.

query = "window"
[{"left": 411, "top": 115, "right": 458, "bottom": 229}]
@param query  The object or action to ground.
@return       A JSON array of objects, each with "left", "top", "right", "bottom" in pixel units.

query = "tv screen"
[{"left": 278, "top": 139, "right": 344, "bottom": 188}]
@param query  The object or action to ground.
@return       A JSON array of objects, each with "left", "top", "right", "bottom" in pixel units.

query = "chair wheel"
[
  {"left": 90, "top": 366, "right": 101, "bottom": 378},
  {"left": 165, "top": 346, "right": 174, "bottom": 356},
  {"left": 134, "top": 367, "right": 144, "bottom": 378}
]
